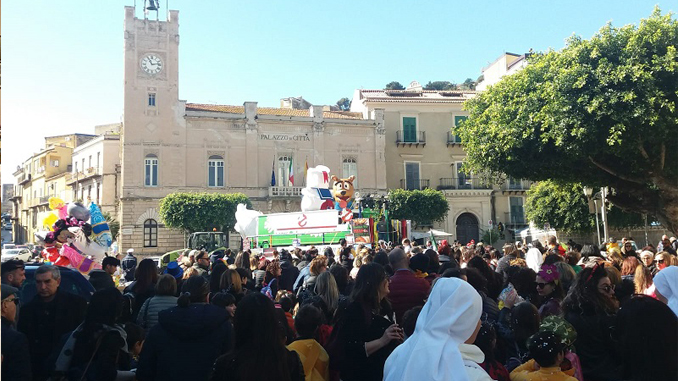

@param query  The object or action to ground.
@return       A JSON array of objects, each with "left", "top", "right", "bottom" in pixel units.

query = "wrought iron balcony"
[
  {"left": 396, "top": 131, "right": 426, "bottom": 146},
  {"left": 438, "top": 177, "right": 492, "bottom": 190},
  {"left": 399, "top": 179, "right": 430, "bottom": 190},
  {"left": 447, "top": 131, "right": 462, "bottom": 146}
]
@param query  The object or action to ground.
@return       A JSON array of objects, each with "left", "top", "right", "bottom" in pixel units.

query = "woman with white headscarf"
[
  {"left": 383, "top": 277, "right": 492, "bottom": 381},
  {"left": 654, "top": 266, "right": 678, "bottom": 317}
]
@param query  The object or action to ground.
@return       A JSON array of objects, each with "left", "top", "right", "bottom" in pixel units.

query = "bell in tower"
[{"left": 145, "top": 0, "right": 159, "bottom": 11}]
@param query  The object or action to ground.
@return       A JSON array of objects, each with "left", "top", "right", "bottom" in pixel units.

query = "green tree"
[
  {"left": 384, "top": 81, "right": 405, "bottom": 90},
  {"left": 458, "top": 9, "right": 678, "bottom": 233},
  {"left": 459, "top": 78, "right": 476, "bottom": 90},
  {"left": 159, "top": 192, "right": 252, "bottom": 233},
  {"left": 526, "top": 180, "right": 649, "bottom": 233},
  {"left": 336, "top": 97, "right": 351, "bottom": 111},
  {"left": 424, "top": 81, "right": 457, "bottom": 90},
  {"left": 387, "top": 188, "right": 449, "bottom": 228}
]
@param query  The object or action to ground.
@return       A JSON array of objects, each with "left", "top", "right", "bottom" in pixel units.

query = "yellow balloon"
[
  {"left": 49, "top": 197, "right": 65, "bottom": 211},
  {"left": 42, "top": 213, "right": 58, "bottom": 230}
]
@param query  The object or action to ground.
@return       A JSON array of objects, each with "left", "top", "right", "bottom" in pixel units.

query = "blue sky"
[{"left": 1, "top": 0, "right": 674, "bottom": 182}]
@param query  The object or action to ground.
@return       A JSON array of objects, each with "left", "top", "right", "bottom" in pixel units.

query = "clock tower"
[{"left": 119, "top": 6, "right": 185, "bottom": 253}]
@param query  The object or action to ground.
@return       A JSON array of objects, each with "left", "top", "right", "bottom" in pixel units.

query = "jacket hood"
[{"left": 158, "top": 303, "right": 228, "bottom": 340}]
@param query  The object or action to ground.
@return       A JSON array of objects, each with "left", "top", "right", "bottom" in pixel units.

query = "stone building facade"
[
  {"left": 119, "top": 7, "right": 386, "bottom": 255},
  {"left": 351, "top": 81, "right": 531, "bottom": 244}
]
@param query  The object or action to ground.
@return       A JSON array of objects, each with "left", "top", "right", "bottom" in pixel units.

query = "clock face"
[{"left": 140, "top": 54, "right": 163, "bottom": 75}]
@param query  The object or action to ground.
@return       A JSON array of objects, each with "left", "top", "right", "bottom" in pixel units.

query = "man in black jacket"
[
  {"left": 278, "top": 249, "right": 300, "bottom": 292},
  {"left": 1, "top": 284, "right": 32, "bottom": 381},
  {"left": 18, "top": 265, "right": 87, "bottom": 381}
]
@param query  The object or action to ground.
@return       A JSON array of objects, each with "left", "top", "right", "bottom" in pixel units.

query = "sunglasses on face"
[
  {"left": 656, "top": 259, "right": 665, "bottom": 264},
  {"left": 599, "top": 284, "right": 615, "bottom": 293},
  {"left": 535, "top": 282, "right": 552, "bottom": 289}
]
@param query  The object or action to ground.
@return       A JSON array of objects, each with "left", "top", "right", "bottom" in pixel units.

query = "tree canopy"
[
  {"left": 336, "top": 97, "right": 351, "bottom": 111},
  {"left": 384, "top": 81, "right": 405, "bottom": 90},
  {"left": 424, "top": 81, "right": 457, "bottom": 91},
  {"left": 525, "top": 180, "right": 646, "bottom": 233},
  {"left": 458, "top": 9, "right": 678, "bottom": 233},
  {"left": 387, "top": 188, "right": 449, "bottom": 228},
  {"left": 159, "top": 192, "right": 252, "bottom": 233}
]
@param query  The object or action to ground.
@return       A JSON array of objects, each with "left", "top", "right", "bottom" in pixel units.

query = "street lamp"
[
  {"left": 355, "top": 192, "right": 363, "bottom": 218},
  {"left": 583, "top": 186, "right": 608, "bottom": 245}
]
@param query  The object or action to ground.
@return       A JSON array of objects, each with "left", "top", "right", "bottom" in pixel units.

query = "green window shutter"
[
  {"left": 403, "top": 117, "right": 417, "bottom": 142},
  {"left": 453, "top": 116, "right": 467, "bottom": 143}
]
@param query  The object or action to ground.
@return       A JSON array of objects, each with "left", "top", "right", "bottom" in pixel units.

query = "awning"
[{"left": 411, "top": 229, "right": 453, "bottom": 240}]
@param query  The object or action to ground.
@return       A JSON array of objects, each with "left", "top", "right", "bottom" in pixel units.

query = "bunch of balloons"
[{"left": 37, "top": 197, "right": 112, "bottom": 275}]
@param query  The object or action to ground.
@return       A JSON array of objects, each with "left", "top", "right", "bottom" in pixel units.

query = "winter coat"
[
  {"left": 136, "top": 295, "right": 178, "bottom": 329},
  {"left": 1, "top": 317, "right": 32, "bottom": 381},
  {"left": 18, "top": 290, "right": 87, "bottom": 380},
  {"left": 387, "top": 268, "right": 430, "bottom": 323},
  {"left": 136, "top": 303, "right": 233, "bottom": 381},
  {"left": 564, "top": 309, "right": 621, "bottom": 381},
  {"left": 279, "top": 260, "right": 300, "bottom": 292}
]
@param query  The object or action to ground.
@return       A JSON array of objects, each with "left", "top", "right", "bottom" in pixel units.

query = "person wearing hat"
[
  {"left": 2, "top": 284, "right": 32, "bottom": 381},
  {"left": 164, "top": 261, "right": 184, "bottom": 296},
  {"left": 1, "top": 259, "right": 26, "bottom": 288},
  {"left": 510, "top": 331, "right": 577, "bottom": 381},
  {"left": 122, "top": 248, "right": 138, "bottom": 282}
]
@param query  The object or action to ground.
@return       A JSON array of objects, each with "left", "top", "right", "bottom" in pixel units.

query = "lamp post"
[
  {"left": 355, "top": 193, "right": 363, "bottom": 219},
  {"left": 600, "top": 187, "right": 609, "bottom": 244},
  {"left": 583, "top": 187, "right": 601, "bottom": 245}
]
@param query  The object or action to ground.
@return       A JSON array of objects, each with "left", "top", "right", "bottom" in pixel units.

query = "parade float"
[{"left": 235, "top": 165, "right": 376, "bottom": 252}]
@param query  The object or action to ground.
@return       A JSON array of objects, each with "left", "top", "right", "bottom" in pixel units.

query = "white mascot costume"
[{"left": 301, "top": 165, "right": 334, "bottom": 212}]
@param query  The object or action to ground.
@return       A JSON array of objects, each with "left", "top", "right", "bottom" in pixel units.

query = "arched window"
[
  {"left": 208, "top": 155, "right": 224, "bottom": 187},
  {"left": 144, "top": 219, "right": 158, "bottom": 248},
  {"left": 144, "top": 154, "right": 158, "bottom": 187}
]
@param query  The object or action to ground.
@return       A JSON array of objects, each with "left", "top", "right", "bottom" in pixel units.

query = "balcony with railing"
[
  {"left": 501, "top": 179, "right": 533, "bottom": 193},
  {"left": 504, "top": 212, "right": 527, "bottom": 227},
  {"left": 18, "top": 173, "right": 32, "bottom": 185},
  {"left": 437, "top": 177, "right": 492, "bottom": 190},
  {"left": 446, "top": 131, "right": 462, "bottom": 146},
  {"left": 84, "top": 167, "right": 102, "bottom": 178},
  {"left": 38, "top": 196, "right": 51, "bottom": 205},
  {"left": 268, "top": 186, "right": 304, "bottom": 197},
  {"left": 396, "top": 131, "right": 426, "bottom": 147},
  {"left": 399, "top": 179, "right": 430, "bottom": 190}
]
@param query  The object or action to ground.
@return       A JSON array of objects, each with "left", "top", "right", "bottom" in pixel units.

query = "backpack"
[
  {"left": 261, "top": 278, "right": 276, "bottom": 300},
  {"left": 120, "top": 291, "right": 136, "bottom": 323}
]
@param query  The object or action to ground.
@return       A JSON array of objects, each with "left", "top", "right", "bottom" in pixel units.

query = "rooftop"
[
  {"left": 185, "top": 103, "right": 364, "bottom": 120},
  {"left": 356, "top": 89, "right": 476, "bottom": 103}
]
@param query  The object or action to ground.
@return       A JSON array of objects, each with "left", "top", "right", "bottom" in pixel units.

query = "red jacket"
[{"left": 388, "top": 269, "right": 430, "bottom": 323}]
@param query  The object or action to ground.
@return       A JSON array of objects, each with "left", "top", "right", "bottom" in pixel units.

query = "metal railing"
[
  {"left": 39, "top": 196, "right": 51, "bottom": 205},
  {"left": 268, "top": 186, "right": 304, "bottom": 197},
  {"left": 447, "top": 131, "right": 462, "bottom": 145},
  {"left": 501, "top": 179, "right": 532, "bottom": 190},
  {"left": 504, "top": 212, "right": 526, "bottom": 226},
  {"left": 399, "top": 179, "right": 430, "bottom": 190},
  {"left": 438, "top": 177, "right": 492, "bottom": 190},
  {"left": 396, "top": 131, "right": 426, "bottom": 145}
]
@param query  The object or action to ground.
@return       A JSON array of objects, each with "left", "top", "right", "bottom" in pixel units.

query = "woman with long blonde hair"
[{"left": 634, "top": 265, "right": 655, "bottom": 296}]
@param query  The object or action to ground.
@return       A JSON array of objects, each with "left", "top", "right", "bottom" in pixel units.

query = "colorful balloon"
[{"left": 88, "top": 202, "right": 112, "bottom": 248}]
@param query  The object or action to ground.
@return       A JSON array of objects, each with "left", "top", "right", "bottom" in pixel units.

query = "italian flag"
[{"left": 288, "top": 158, "right": 294, "bottom": 186}]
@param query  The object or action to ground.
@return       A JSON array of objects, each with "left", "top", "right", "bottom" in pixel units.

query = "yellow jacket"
[
  {"left": 510, "top": 359, "right": 577, "bottom": 381},
  {"left": 287, "top": 339, "right": 330, "bottom": 381}
]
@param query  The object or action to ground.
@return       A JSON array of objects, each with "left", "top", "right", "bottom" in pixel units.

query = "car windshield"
[{"left": 4, "top": 249, "right": 21, "bottom": 255}]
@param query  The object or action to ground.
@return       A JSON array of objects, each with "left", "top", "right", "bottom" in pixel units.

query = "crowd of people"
[{"left": 1, "top": 235, "right": 677, "bottom": 381}]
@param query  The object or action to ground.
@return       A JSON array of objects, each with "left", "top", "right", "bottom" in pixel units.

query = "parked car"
[
  {"left": 3, "top": 243, "right": 17, "bottom": 251},
  {"left": 20, "top": 265, "right": 95, "bottom": 302},
  {"left": 1, "top": 248, "right": 33, "bottom": 263}
]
